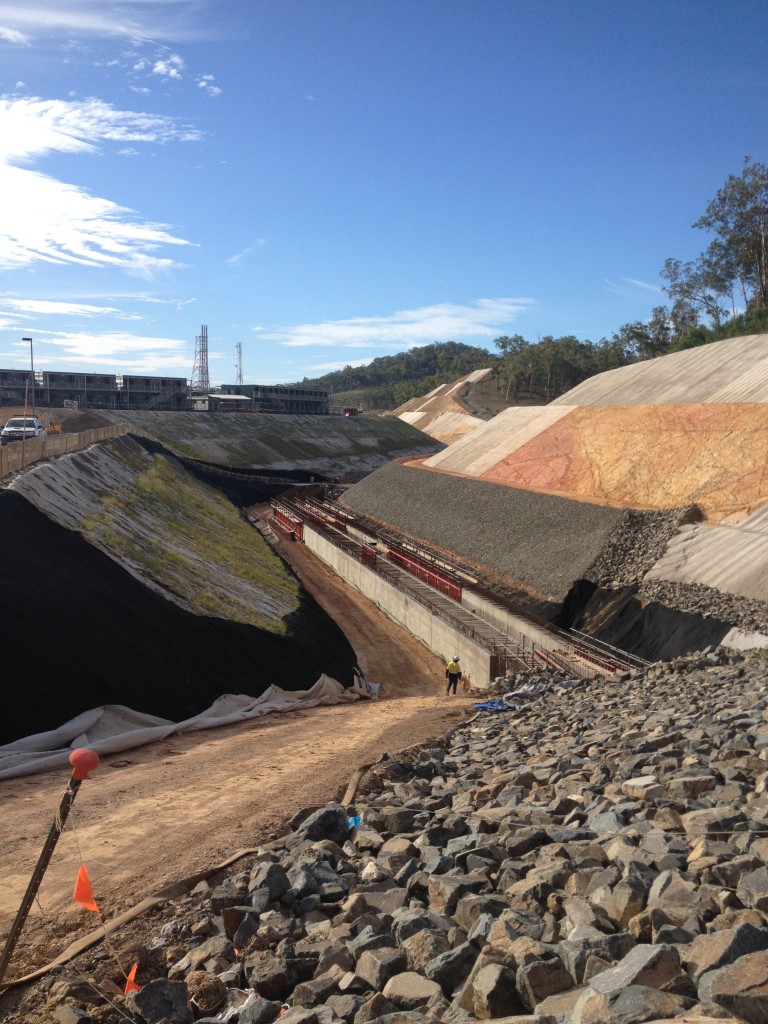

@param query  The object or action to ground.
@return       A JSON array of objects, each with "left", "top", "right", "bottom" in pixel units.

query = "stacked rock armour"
[{"left": 19, "top": 647, "right": 768, "bottom": 1024}]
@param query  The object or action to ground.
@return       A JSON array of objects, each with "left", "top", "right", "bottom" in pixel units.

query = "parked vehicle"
[{"left": 0, "top": 416, "right": 46, "bottom": 445}]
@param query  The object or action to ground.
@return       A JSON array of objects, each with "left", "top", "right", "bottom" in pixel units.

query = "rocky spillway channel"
[{"left": 10, "top": 650, "right": 768, "bottom": 1024}]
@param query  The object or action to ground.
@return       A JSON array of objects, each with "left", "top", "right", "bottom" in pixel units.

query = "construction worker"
[{"left": 445, "top": 656, "right": 462, "bottom": 696}]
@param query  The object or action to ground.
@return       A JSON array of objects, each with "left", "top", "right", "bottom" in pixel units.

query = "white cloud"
[
  {"left": 196, "top": 73, "right": 221, "bottom": 96},
  {"left": 1, "top": 297, "right": 140, "bottom": 318},
  {"left": 24, "top": 329, "right": 191, "bottom": 372},
  {"left": 265, "top": 298, "right": 534, "bottom": 348},
  {"left": 0, "top": 95, "right": 198, "bottom": 272},
  {"left": 306, "top": 358, "right": 372, "bottom": 372},
  {"left": 623, "top": 277, "right": 663, "bottom": 293},
  {"left": 0, "top": 2, "right": 212, "bottom": 44},
  {"left": 604, "top": 277, "right": 663, "bottom": 298},
  {"left": 226, "top": 240, "right": 266, "bottom": 265},
  {"left": 152, "top": 52, "right": 184, "bottom": 79},
  {"left": 0, "top": 25, "right": 29, "bottom": 43}
]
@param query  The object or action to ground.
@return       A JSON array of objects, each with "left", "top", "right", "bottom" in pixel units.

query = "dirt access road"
[{"left": 0, "top": 532, "right": 473, "bottom": 983}]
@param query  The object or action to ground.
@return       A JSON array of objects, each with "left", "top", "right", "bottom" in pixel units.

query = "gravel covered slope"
[{"left": 341, "top": 462, "right": 625, "bottom": 602}]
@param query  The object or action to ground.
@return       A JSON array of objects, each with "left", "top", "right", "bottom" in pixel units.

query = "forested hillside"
[
  {"left": 296, "top": 159, "right": 768, "bottom": 414},
  {"left": 293, "top": 342, "right": 492, "bottom": 410}
]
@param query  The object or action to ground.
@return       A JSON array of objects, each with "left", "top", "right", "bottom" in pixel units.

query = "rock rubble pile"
[{"left": 12, "top": 649, "right": 768, "bottom": 1024}]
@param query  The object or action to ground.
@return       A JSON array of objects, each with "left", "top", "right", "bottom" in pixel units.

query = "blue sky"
[{"left": 0, "top": 1, "right": 764, "bottom": 387}]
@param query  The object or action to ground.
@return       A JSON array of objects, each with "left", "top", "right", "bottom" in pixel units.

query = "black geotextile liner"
[
  {"left": 0, "top": 491, "right": 357, "bottom": 745},
  {"left": 567, "top": 584, "right": 732, "bottom": 661}
]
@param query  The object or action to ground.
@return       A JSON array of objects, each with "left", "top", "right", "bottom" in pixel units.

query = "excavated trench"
[{"left": 3, "top": 424, "right": 761, "bottom": 748}]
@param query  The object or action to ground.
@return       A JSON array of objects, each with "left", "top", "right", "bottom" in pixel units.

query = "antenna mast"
[
  {"left": 191, "top": 324, "right": 210, "bottom": 392},
  {"left": 235, "top": 341, "right": 243, "bottom": 386}
]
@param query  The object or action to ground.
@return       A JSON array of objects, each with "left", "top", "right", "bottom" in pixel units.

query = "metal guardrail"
[{"left": 0, "top": 425, "right": 126, "bottom": 481}]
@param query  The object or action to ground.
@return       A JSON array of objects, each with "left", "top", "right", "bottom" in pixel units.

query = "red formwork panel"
[
  {"left": 272, "top": 508, "right": 304, "bottom": 541},
  {"left": 361, "top": 543, "right": 378, "bottom": 567},
  {"left": 385, "top": 546, "right": 462, "bottom": 601}
]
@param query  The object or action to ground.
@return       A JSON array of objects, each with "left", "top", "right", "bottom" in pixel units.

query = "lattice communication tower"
[
  {"left": 235, "top": 341, "right": 243, "bottom": 386},
  {"left": 191, "top": 324, "right": 210, "bottom": 392}
]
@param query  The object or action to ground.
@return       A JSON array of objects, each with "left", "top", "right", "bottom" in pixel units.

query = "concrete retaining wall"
[
  {"left": 461, "top": 590, "right": 559, "bottom": 649},
  {"left": 303, "top": 525, "right": 492, "bottom": 688}
]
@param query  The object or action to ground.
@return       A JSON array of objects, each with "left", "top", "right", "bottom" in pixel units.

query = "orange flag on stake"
[
  {"left": 73, "top": 864, "right": 100, "bottom": 913},
  {"left": 124, "top": 963, "right": 140, "bottom": 994}
]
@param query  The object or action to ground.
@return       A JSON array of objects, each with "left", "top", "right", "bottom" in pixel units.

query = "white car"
[{"left": 0, "top": 416, "right": 46, "bottom": 445}]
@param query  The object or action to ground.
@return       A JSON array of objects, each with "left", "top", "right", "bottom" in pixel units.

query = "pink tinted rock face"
[{"left": 480, "top": 404, "right": 768, "bottom": 520}]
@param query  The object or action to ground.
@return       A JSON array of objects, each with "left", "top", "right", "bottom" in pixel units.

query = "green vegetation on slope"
[{"left": 82, "top": 445, "right": 300, "bottom": 631}]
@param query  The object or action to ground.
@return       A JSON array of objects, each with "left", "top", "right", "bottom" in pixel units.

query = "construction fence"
[{"left": 0, "top": 425, "right": 127, "bottom": 481}]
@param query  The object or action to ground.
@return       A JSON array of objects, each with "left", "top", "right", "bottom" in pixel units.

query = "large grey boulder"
[
  {"left": 697, "top": 950, "right": 768, "bottom": 1023},
  {"left": 130, "top": 979, "right": 193, "bottom": 1024},
  {"left": 569, "top": 984, "right": 695, "bottom": 1024},
  {"left": 684, "top": 923, "right": 768, "bottom": 983},
  {"left": 298, "top": 804, "right": 351, "bottom": 845},
  {"left": 357, "top": 948, "right": 408, "bottom": 991}
]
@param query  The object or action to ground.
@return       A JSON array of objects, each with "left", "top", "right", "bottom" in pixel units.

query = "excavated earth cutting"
[
  {"left": 393, "top": 369, "right": 491, "bottom": 445},
  {"left": 0, "top": 411, "right": 447, "bottom": 743},
  {"left": 345, "top": 334, "right": 768, "bottom": 656}
]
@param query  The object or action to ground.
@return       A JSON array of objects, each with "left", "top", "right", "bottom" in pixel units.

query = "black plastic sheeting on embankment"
[
  {"left": 563, "top": 582, "right": 732, "bottom": 662},
  {"left": 0, "top": 491, "right": 357, "bottom": 745}
]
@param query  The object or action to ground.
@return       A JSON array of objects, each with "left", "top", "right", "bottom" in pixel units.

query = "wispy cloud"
[
  {"left": 305, "top": 358, "right": 372, "bottom": 372},
  {"left": 0, "top": 95, "right": 198, "bottom": 272},
  {"left": 0, "top": 25, "right": 29, "bottom": 43},
  {"left": 1, "top": 297, "right": 141, "bottom": 318},
  {"left": 264, "top": 298, "right": 534, "bottom": 348},
  {"left": 604, "top": 277, "right": 663, "bottom": 298},
  {"left": 226, "top": 240, "right": 266, "bottom": 266},
  {"left": 0, "top": 2, "right": 213, "bottom": 44}
]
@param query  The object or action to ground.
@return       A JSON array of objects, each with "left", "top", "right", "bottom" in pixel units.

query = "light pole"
[{"left": 22, "top": 337, "right": 34, "bottom": 417}]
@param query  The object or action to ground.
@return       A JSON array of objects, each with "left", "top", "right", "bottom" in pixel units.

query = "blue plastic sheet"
[{"left": 473, "top": 699, "right": 517, "bottom": 713}]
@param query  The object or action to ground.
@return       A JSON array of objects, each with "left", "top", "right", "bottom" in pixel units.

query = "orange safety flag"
[
  {"left": 73, "top": 864, "right": 100, "bottom": 913},
  {"left": 124, "top": 963, "right": 140, "bottom": 994}
]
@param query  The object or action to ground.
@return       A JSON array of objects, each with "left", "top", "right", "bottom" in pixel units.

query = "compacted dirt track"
[{"left": 0, "top": 535, "right": 472, "bottom": 982}]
